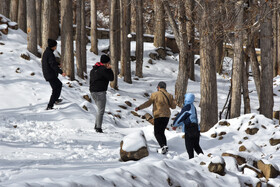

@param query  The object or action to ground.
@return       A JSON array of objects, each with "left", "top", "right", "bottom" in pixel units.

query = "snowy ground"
[{"left": 0, "top": 25, "right": 280, "bottom": 187}]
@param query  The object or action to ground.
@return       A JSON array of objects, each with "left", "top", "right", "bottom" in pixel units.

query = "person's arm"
[
  {"left": 172, "top": 105, "right": 191, "bottom": 126},
  {"left": 104, "top": 68, "right": 114, "bottom": 81},
  {"left": 49, "top": 54, "right": 63, "bottom": 74},
  {"left": 135, "top": 94, "right": 154, "bottom": 111}
]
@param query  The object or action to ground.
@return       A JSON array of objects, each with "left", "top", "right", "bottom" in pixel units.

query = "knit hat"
[
  {"left": 100, "top": 54, "right": 110, "bottom": 64},
  {"left": 48, "top": 39, "right": 57, "bottom": 48},
  {"left": 157, "top": 81, "right": 166, "bottom": 89}
]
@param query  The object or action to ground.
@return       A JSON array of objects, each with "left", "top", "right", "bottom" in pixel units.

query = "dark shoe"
[
  {"left": 157, "top": 146, "right": 168, "bottom": 154},
  {"left": 46, "top": 106, "right": 54, "bottom": 110},
  {"left": 55, "top": 99, "right": 63, "bottom": 105},
  {"left": 95, "top": 128, "right": 103, "bottom": 133}
]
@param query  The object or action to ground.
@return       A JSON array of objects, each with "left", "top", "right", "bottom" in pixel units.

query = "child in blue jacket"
[{"left": 172, "top": 93, "right": 203, "bottom": 159}]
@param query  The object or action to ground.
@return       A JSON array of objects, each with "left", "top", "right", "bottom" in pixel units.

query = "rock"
[
  {"left": 242, "top": 164, "right": 264, "bottom": 178},
  {"left": 143, "top": 113, "right": 154, "bottom": 125},
  {"left": 148, "top": 59, "right": 154, "bottom": 65},
  {"left": 200, "top": 162, "right": 206, "bottom": 165},
  {"left": 120, "top": 130, "right": 149, "bottom": 161},
  {"left": 257, "top": 160, "right": 279, "bottom": 180},
  {"left": 30, "top": 72, "right": 35, "bottom": 76},
  {"left": 149, "top": 52, "right": 159, "bottom": 60},
  {"left": 211, "top": 133, "right": 217, "bottom": 138},
  {"left": 118, "top": 105, "right": 127, "bottom": 109},
  {"left": 269, "top": 138, "right": 280, "bottom": 146},
  {"left": 144, "top": 93, "right": 149, "bottom": 97},
  {"left": 83, "top": 95, "right": 92, "bottom": 103},
  {"left": 82, "top": 105, "right": 88, "bottom": 111},
  {"left": 219, "top": 121, "right": 230, "bottom": 126},
  {"left": 125, "top": 101, "right": 132, "bottom": 107},
  {"left": 245, "top": 128, "right": 259, "bottom": 135},
  {"left": 114, "top": 114, "right": 121, "bottom": 119},
  {"left": 131, "top": 111, "right": 140, "bottom": 117},
  {"left": 218, "top": 131, "right": 226, "bottom": 136},
  {"left": 218, "top": 136, "right": 223, "bottom": 140},
  {"left": 222, "top": 153, "right": 246, "bottom": 165},
  {"left": 15, "top": 67, "right": 21, "bottom": 73},
  {"left": 20, "top": 53, "right": 30, "bottom": 61},
  {"left": 239, "top": 145, "right": 247, "bottom": 152},
  {"left": 208, "top": 156, "right": 226, "bottom": 176},
  {"left": 0, "top": 24, "right": 8, "bottom": 34},
  {"left": 155, "top": 48, "right": 166, "bottom": 60}
]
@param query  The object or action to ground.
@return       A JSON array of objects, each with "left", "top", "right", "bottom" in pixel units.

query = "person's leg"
[
  {"left": 185, "top": 134, "right": 195, "bottom": 159},
  {"left": 193, "top": 135, "right": 204, "bottom": 155},
  {"left": 47, "top": 78, "right": 61, "bottom": 108},
  {"left": 53, "top": 78, "right": 62, "bottom": 102},
  {"left": 91, "top": 91, "right": 106, "bottom": 129},
  {"left": 154, "top": 117, "right": 169, "bottom": 147}
]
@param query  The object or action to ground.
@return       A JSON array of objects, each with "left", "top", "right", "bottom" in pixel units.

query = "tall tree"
[
  {"left": 273, "top": 0, "right": 278, "bottom": 77},
  {"left": 76, "top": 0, "right": 83, "bottom": 79},
  {"left": 185, "top": 0, "right": 195, "bottom": 81},
  {"left": 42, "top": 0, "right": 51, "bottom": 52},
  {"left": 26, "top": 0, "right": 37, "bottom": 56},
  {"left": 10, "top": 0, "right": 19, "bottom": 22},
  {"left": 199, "top": 0, "right": 218, "bottom": 131},
  {"left": 135, "top": 0, "right": 144, "bottom": 78},
  {"left": 49, "top": 0, "right": 60, "bottom": 40},
  {"left": 18, "top": 0, "right": 27, "bottom": 32},
  {"left": 242, "top": 50, "right": 251, "bottom": 114},
  {"left": 154, "top": 0, "right": 165, "bottom": 48},
  {"left": 230, "top": 0, "right": 244, "bottom": 118},
  {"left": 277, "top": 0, "right": 280, "bottom": 75},
  {"left": 260, "top": 0, "right": 274, "bottom": 119},
  {"left": 110, "top": 0, "right": 120, "bottom": 89},
  {"left": 81, "top": 0, "right": 87, "bottom": 74},
  {"left": 90, "top": 0, "right": 98, "bottom": 54},
  {"left": 36, "top": 0, "right": 42, "bottom": 47},
  {"left": 120, "top": 0, "right": 132, "bottom": 83},
  {"left": 162, "top": 0, "right": 188, "bottom": 106},
  {"left": 61, "top": 0, "right": 74, "bottom": 80},
  {"left": 0, "top": 0, "right": 10, "bottom": 18}
]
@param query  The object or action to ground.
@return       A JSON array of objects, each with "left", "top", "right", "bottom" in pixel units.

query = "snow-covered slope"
[{"left": 0, "top": 20, "right": 280, "bottom": 187}]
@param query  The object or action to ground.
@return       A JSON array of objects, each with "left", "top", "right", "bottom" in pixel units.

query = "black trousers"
[
  {"left": 48, "top": 78, "right": 62, "bottom": 108},
  {"left": 185, "top": 133, "right": 203, "bottom": 159},
  {"left": 154, "top": 117, "right": 169, "bottom": 147}
]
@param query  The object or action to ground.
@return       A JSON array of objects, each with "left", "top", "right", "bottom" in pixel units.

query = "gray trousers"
[{"left": 91, "top": 91, "right": 106, "bottom": 129}]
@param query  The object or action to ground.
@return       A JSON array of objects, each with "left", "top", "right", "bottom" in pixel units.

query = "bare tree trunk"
[
  {"left": 110, "top": 0, "right": 120, "bottom": 89},
  {"left": 76, "top": 0, "right": 83, "bottom": 79},
  {"left": 90, "top": 0, "right": 98, "bottom": 54},
  {"left": 162, "top": 0, "right": 188, "bottom": 106},
  {"left": 61, "top": 0, "right": 74, "bottom": 80},
  {"left": 42, "top": 0, "right": 51, "bottom": 52},
  {"left": 135, "top": 0, "right": 144, "bottom": 78},
  {"left": 199, "top": 1, "right": 218, "bottom": 131},
  {"left": 277, "top": 0, "right": 280, "bottom": 75},
  {"left": 242, "top": 51, "right": 251, "bottom": 114},
  {"left": 81, "top": 0, "right": 87, "bottom": 74},
  {"left": 154, "top": 0, "right": 165, "bottom": 48},
  {"left": 186, "top": 0, "right": 195, "bottom": 81},
  {"left": 49, "top": 0, "right": 60, "bottom": 40},
  {"left": 27, "top": 0, "right": 37, "bottom": 56},
  {"left": 120, "top": 0, "right": 132, "bottom": 83},
  {"left": 260, "top": 0, "right": 274, "bottom": 119},
  {"left": 36, "top": 0, "right": 42, "bottom": 47},
  {"left": 273, "top": 0, "right": 278, "bottom": 77},
  {"left": 230, "top": 0, "right": 244, "bottom": 118},
  {"left": 0, "top": 0, "right": 10, "bottom": 18},
  {"left": 18, "top": 0, "right": 26, "bottom": 32},
  {"left": 10, "top": 0, "right": 19, "bottom": 22}
]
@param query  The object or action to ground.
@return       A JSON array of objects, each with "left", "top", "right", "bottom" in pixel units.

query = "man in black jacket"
[
  {"left": 90, "top": 54, "right": 114, "bottom": 133},
  {"left": 42, "top": 39, "right": 66, "bottom": 110}
]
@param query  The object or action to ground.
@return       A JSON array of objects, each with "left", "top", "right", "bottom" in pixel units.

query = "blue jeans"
[{"left": 91, "top": 91, "right": 106, "bottom": 129}]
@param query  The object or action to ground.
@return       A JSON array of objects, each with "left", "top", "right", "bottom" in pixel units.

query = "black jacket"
[
  {"left": 90, "top": 63, "right": 114, "bottom": 92},
  {"left": 42, "top": 47, "right": 63, "bottom": 81}
]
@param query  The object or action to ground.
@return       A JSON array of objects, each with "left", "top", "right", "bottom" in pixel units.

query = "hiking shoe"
[
  {"left": 46, "top": 106, "right": 54, "bottom": 110},
  {"left": 55, "top": 99, "right": 63, "bottom": 105},
  {"left": 95, "top": 128, "right": 103, "bottom": 133},
  {"left": 157, "top": 146, "right": 168, "bottom": 154}
]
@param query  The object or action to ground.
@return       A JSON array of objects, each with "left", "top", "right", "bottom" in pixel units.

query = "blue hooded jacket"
[{"left": 172, "top": 93, "right": 200, "bottom": 132}]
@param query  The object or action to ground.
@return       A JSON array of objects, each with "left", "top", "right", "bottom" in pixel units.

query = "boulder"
[
  {"left": 208, "top": 156, "right": 226, "bottom": 176},
  {"left": 242, "top": 164, "right": 264, "bottom": 178},
  {"left": 0, "top": 24, "right": 8, "bottom": 35},
  {"left": 155, "top": 48, "right": 166, "bottom": 60},
  {"left": 269, "top": 138, "right": 280, "bottom": 146},
  {"left": 222, "top": 153, "right": 246, "bottom": 165},
  {"left": 120, "top": 130, "right": 149, "bottom": 161},
  {"left": 219, "top": 121, "right": 230, "bottom": 126},
  {"left": 125, "top": 101, "right": 132, "bottom": 107},
  {"left": 245, "top": 128, "right": 259, "bottom": 135},
  {"left": 143, "top": 113, "right": 154, "bottom": 125},
  {"left": 257, "top": 160, "right": 279, "bottom": 180},
  {"left": 149, "top": 52, "right": 159, "bottom": 60}
]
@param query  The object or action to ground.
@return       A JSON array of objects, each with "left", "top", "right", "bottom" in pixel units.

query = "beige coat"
[{"left": 138, "top": 88, "right": 176, "bottom": 119}]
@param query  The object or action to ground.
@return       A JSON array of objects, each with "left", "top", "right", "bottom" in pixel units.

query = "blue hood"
[{"left": 184, "top": 93, "right": 195, "bottom": 106}]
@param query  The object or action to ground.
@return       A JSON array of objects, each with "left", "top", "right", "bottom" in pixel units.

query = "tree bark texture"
[
  {"left": 26, "top": 0, "right": 37, "bottom": 56},
  {"left": 76, "top": 0, "right": 83, "bottom": 79},
  {"left": 277, "top": 0, "right": 280, "bottom": 75},
  {"left": 18, "top": 0, "right": 27, "bottom": 33},
  {"left": 230, "top": 0, "right": 244, "bottom": 119},
  {"left": 199, "top": 1, "right": 218, "bottom": 131},
  {"left": 49, "top": 0, "right": 60, "bottom": 40},
  {"left": 61, "top": 0, "right": 74, "bottom": 80},
  {"left": 260, "top": 0, "right": 274, "bottom": 119},
  {"left": 36, "top": 0, "right": 42, "bottom": 47},
  {"left": 81, "top": 0, "right": 87, "bottom": 74},
  {"left": 42, "top": 0, "right": 51, "bottom": 52},
  {"left": 135, "top": 0, "right": 144, "bottom": 78},
  {"left": 273, "top": 0, "right": 278, "bottom": 77},
  {"left": 0, "top": 0, "right": 10, "bottom": 18},
  {"left": 10, "top": 0, "right": 18, "bottom": 22},
  {"left": 242, "top": 51, "right": 251, "bottom": 114},
  {"left": 110, "top": 0, "right": 120, "bottom": 89},
  {"left": 154, "top": 0, "right": 165, "bottom": 48},
  {"left": 90, "top": 0, "right": 98, "bottom": 55}
]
